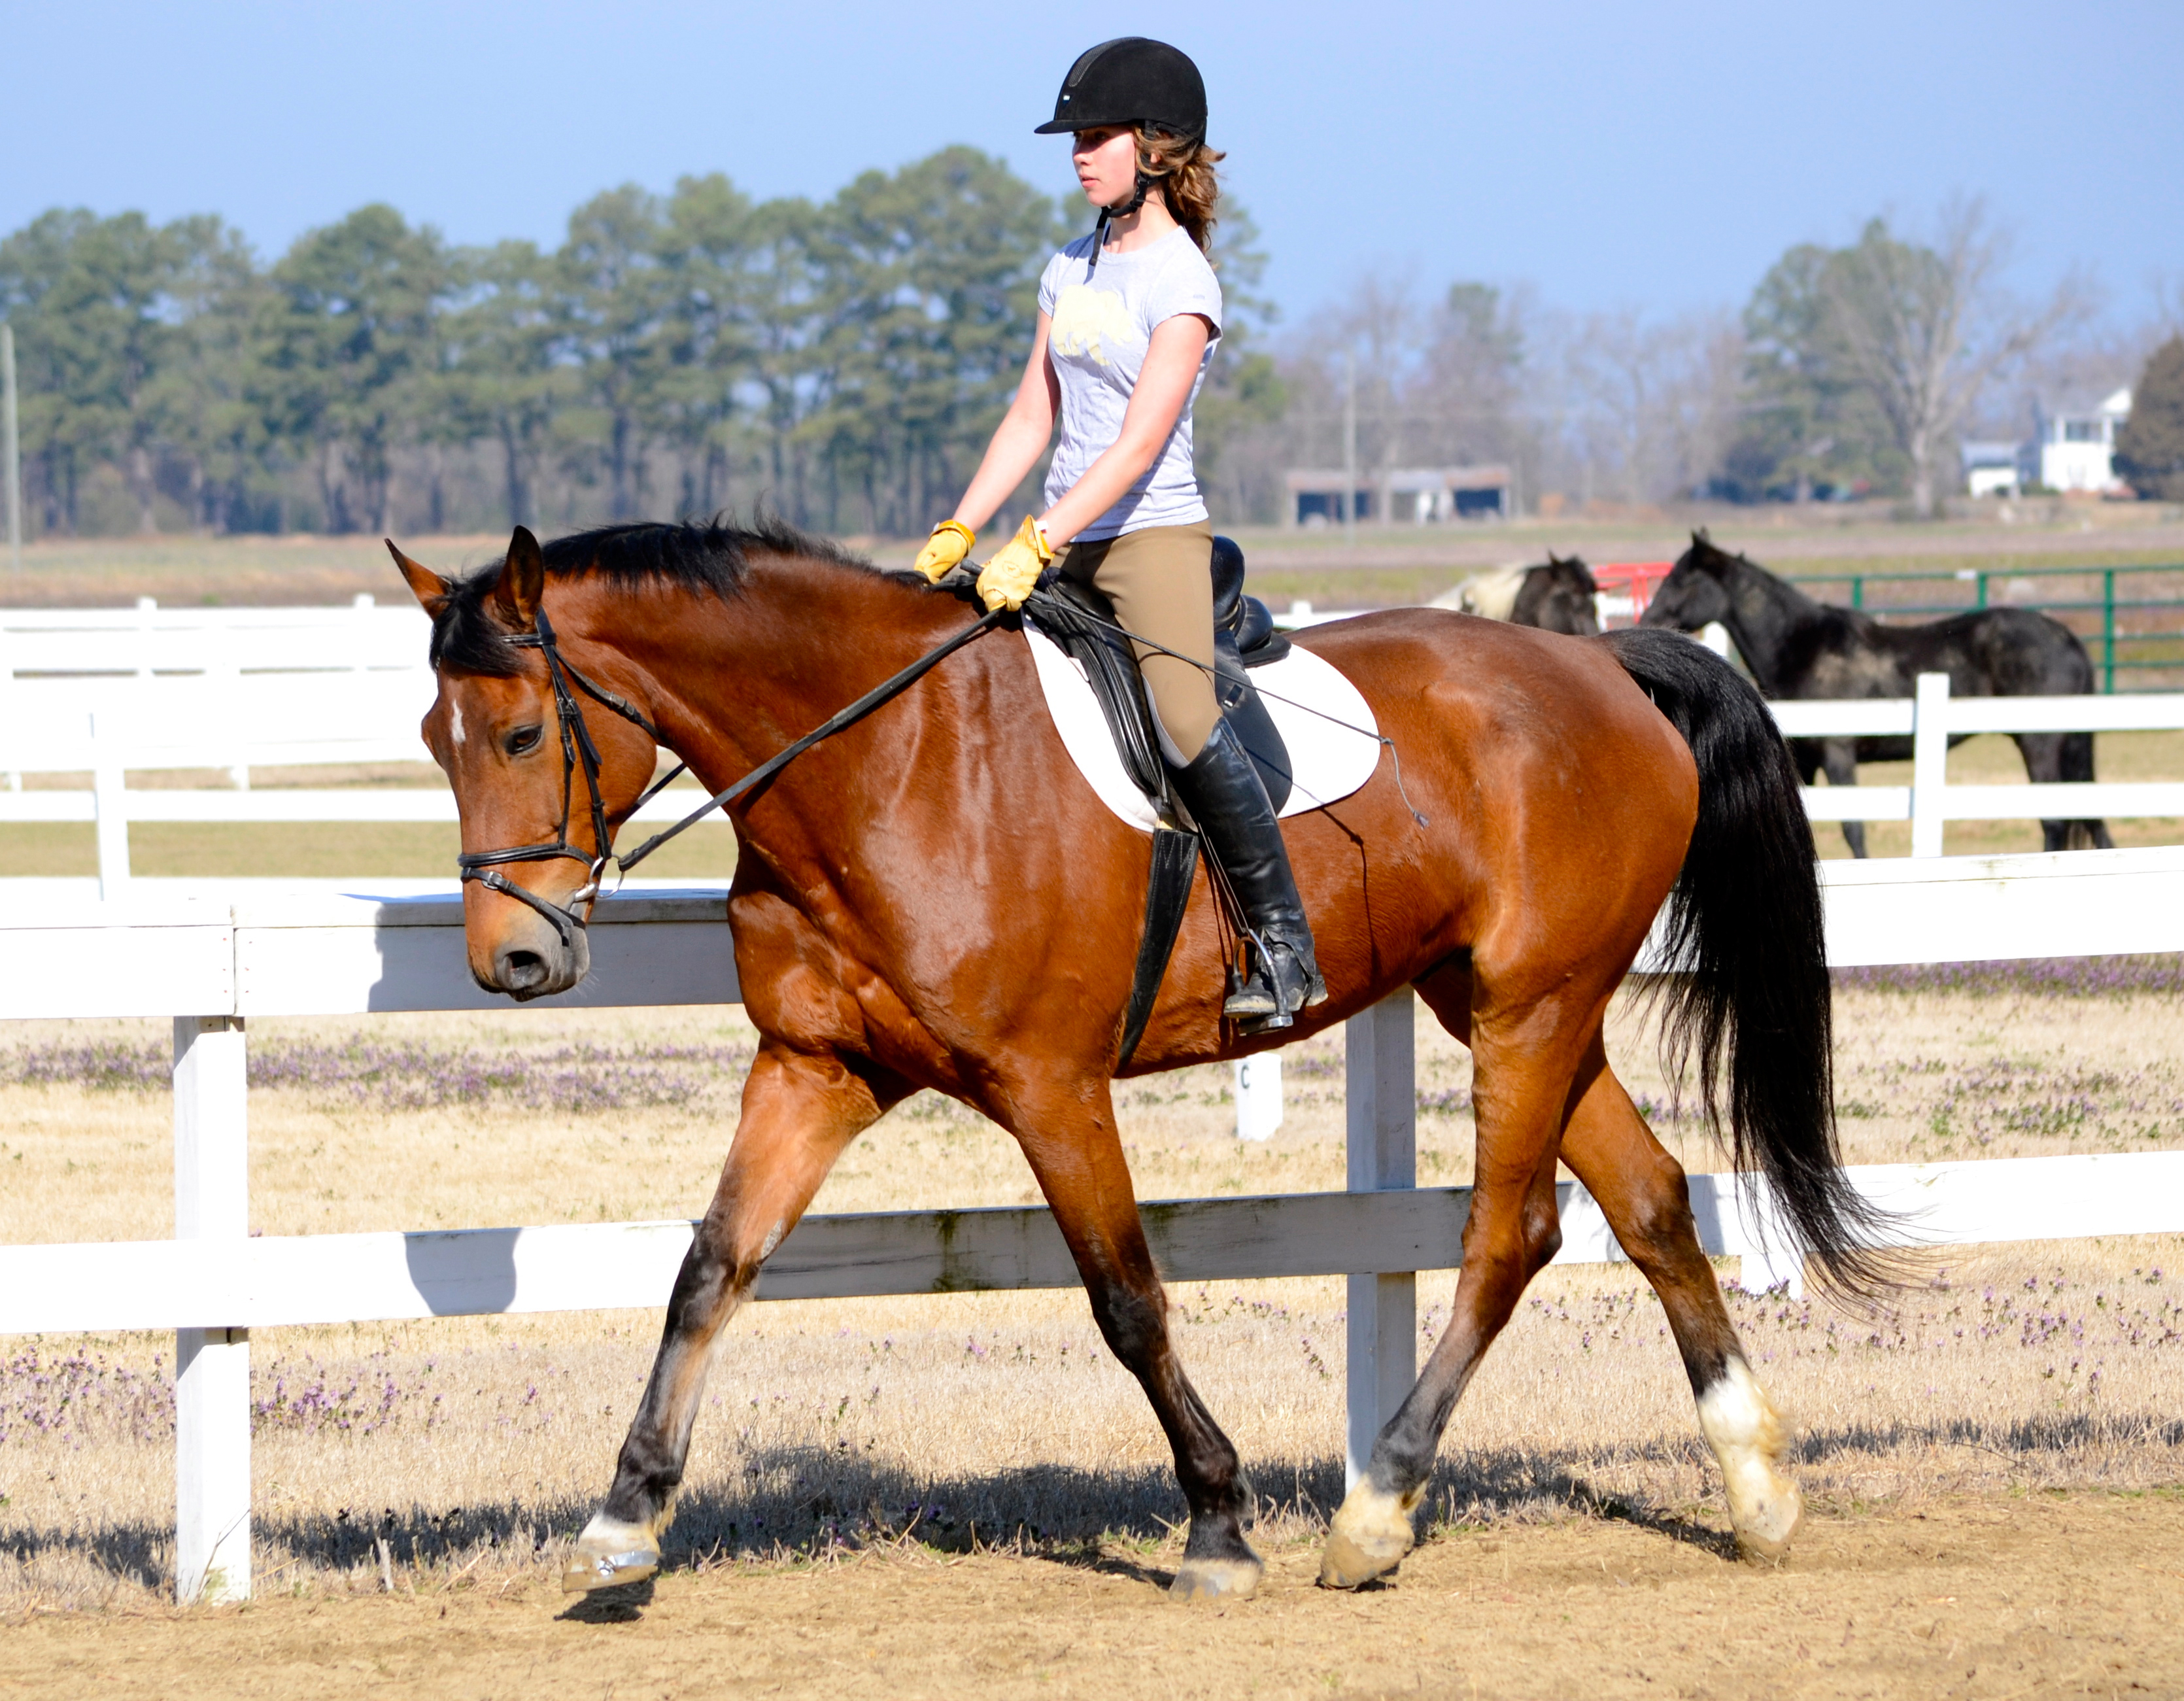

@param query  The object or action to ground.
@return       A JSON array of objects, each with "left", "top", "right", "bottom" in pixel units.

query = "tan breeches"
[{"left": 1058, "top": 519, "right": 1220, "bottom": 763}]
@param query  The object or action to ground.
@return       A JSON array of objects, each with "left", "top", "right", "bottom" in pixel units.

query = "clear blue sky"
[{"left": 9, "top": 0, "right": 2180, "bottom": 327}]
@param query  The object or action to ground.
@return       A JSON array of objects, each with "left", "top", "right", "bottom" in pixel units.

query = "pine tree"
[{"left": 2115, "top": 337, "right": 2184, "bottom": 500}]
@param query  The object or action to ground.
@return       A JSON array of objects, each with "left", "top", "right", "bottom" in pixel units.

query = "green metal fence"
[{"left": 1788, "top": 562, "right": 2184, "bottom": 693}]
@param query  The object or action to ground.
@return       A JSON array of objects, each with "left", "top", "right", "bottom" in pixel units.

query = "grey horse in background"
[{"left": 1641, "top": 531, "right": 2115, "bottom": 857}]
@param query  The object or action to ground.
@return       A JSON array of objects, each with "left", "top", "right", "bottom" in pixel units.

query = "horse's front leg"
[
  {"left": 1005, "top": 1079, "right": 1261, "bottom": 1602},
  {"left": 563, "top": 1042, "right": 904, "bottom": 1592}
]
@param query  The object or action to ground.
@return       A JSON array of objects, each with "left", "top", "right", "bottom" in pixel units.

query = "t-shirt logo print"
[{"left": 1050, "top": 284, "right": 1133, "bottom": 366}]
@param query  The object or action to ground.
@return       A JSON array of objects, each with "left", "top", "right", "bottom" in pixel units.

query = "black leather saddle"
[{"left": 1030, "top": 534, "right": 1292, "bottom": 812}]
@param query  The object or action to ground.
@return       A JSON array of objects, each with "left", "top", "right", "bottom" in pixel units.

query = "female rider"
[{"left": 912, "top": 37, "right": 1322, "bottom": 1031}]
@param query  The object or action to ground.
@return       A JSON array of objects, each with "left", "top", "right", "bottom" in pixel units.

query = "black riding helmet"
[
  {"left": 1037, "top": 39, "right": 1208, "bottom": 273},
  {"left": 1034, "top": 37, "right": 1206, "bottom": 141}
]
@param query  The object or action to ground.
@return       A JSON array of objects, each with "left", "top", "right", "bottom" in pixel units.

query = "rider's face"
[{"left": 1071, "top": 126, "right": 1140, "bottom": 210}]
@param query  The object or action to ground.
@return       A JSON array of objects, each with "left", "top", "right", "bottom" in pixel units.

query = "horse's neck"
[
  {"left": 1718, "top": 556, "right": 1822, "bottom": 692},
  {"left": 625, "top": 565, "right": 970, "bottom": 791}
]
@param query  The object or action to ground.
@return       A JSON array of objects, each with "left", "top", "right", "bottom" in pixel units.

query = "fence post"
[
  {"left": 2103, "top": 568, "right": 2116, "bottom": 695},
  {"left": 1910, "top": 673, "right": 1951, "bottom": 859},
  {"left": 1234, "top": 1053, "right": 1284, "bottom": 1143},
  {"left": 174, "top": 1014, "right": 250, "bottom": 1605},
  {"left": 90, "top": 713, "right": 130, "bottom": 899},
  {"left": 1737, "top": 1175, "right": 1806, "bottom": 1299},
  {"left": 1344, "top": 991, "right": 1417, "bottom": 1490}
]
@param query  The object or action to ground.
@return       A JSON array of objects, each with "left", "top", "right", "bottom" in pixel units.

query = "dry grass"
[{"left": 1, "top": 972, "right": 2182, "bottom": 1615}]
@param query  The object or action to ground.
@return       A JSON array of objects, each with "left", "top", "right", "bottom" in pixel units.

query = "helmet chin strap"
[{"left": 1085, "top": 169, "right": 1158, "bottom": 279}]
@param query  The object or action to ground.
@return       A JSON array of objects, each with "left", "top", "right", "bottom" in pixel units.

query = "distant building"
[
  {"left": 2025, "top": 387, "right": 2132, "bottom": 494},
  {"left": 1960, "top": 440, "right": 2022, "bottom": 500},
  {"left": 1283, "top": 464, "right": 1512, "bottom": 526}
]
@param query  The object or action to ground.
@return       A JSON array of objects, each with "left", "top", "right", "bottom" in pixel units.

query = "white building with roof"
[
  {"left": 2025, "top": 387, "right": 2132, "bottom": 494},
  {"left": 1960, "top": 440, "right": 2022, "bottom": 498}
]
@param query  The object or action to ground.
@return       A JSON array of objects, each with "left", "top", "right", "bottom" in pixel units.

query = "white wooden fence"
[
  {"left": 3, "top": 846, "right": 2184, "bottom": 1603},
  {"left": 0, "top": 595, "right": 428, "bottom": 676},
  {"left": 1780, "top": 674, "right": 2184, "bottom": 853}
]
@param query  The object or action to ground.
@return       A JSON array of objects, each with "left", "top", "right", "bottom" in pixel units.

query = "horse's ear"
[
  {"left": 386, "top": 540, "right": 452, "bottom": 618},
  {"left": 1692, "top": 526, "right": 1711, "bottom": 545},
  {"left": 492, "top": 526, "right": 545, "bottom": 631}
]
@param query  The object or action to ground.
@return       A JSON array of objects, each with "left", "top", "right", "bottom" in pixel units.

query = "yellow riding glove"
[
  {"left": 913, "top": 519, "right": 974, "bottom": 583},
  {"left": 975, "top": 516, "right": 1053, "bottom": 613}
]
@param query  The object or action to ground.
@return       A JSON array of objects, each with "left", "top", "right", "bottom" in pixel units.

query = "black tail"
[{"left": 1601, "top": 628, "right": 1894, "bottom": 1298}]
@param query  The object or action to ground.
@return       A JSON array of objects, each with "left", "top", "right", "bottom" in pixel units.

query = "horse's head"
[
  {"left": 390, "top": 527, "right": 662, "bottom": 1001},
  {"left": 1640, "top": 530, "right": 1735, "bottom": 632},
  {"left": 1519, "top": 554, "right": 1600, "bottom": 636}
]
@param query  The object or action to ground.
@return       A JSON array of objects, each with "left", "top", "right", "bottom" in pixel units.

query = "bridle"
[
  {"left": 454, "top": 607, "right": 684, "bottom": 949},
  {"left": 456, "top": 596, "right": 1010, "bottom": 950}
]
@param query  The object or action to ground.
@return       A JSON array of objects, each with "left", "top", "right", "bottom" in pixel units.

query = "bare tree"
[
  {"left": 1822, "top": 199, "right": 2085, "bottom": 518},
  {"left": 1558, "top": 307, "right": 1742, "bottom": 506}
]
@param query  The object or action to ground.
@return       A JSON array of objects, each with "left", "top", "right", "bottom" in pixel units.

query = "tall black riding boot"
[{"left": 1169, "top": 718, "right": 1326, "bottom": 1032}]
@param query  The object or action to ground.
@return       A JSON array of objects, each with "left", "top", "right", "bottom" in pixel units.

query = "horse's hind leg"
[
  {"left": 1557, "top": 1033, "right": 1802, "bottom": 1562},
  {"left": 1320, "top": 972, "right": 1580, "bottom": 1589},
  {"left": 563, "top": 1042, "right": 904, "bottom": 1592},
  {"left": 1004, "top": 1079, "right": 1260, "bottom": 1602},
  {"left": 2021, "top": 730, "right": 2115, "bottom": 850},
  {"left": 1818, "top": 740, "right": 1868, "bottom": 859}
]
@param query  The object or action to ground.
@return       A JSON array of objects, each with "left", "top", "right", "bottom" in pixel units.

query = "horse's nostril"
[{"left": 500, "top": 950, "right": 549, "bottom": 990}]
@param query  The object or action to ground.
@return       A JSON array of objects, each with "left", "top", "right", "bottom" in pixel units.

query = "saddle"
[
  {"left": 1027, "top": 535, "right": 1293, "bottom": 814},
  {"left": 1022, "top": 536, "right": 1299, "bottom": 1067}
]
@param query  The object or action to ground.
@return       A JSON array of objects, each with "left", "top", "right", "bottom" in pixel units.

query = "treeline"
[
  {"left": 8, "top": 165, "right": 2152, "bottom": 539},
  {"left": 0, "top": 150, "right": 1131, "bottom": 540}
]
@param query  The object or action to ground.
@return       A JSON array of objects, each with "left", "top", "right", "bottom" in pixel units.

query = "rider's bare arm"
[
  {"left": 1036, "top": 312, "right": 1212, "bottom": 549},
  {"left": 949, "top": 314, "right": 1062, "bottom": 538}
]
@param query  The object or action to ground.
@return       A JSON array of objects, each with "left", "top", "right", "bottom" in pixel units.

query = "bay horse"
[
  {"left": 388, "top": 517, "right": 1879, "bottom": 1602},
  {"left": 1641, "top": 532, "right": 2116, "bottom": 858}
]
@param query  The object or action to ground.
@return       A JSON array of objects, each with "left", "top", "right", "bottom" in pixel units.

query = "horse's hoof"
[
  {"left": 560, "top": 1513, "right": 660, "bottom": 1594},
  {"left": 1317, "top": 1481, "right": 1420, "bottom": 1589},
  {"left": 1169, "top": 1555, "right": 1264, "bottom": 1602},
  {"left": 1731, "top": 1478, "right": 1803, "bottom": 1565}
]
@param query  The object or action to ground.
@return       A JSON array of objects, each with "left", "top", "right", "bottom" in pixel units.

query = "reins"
[
  {"left": 459, "top": 600, "right": 1008, "bottom": 938},
  {"left": 461, "top": 572, "right": 1423, "bottom": 944}
]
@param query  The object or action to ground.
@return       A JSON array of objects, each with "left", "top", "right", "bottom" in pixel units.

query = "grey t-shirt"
[{"left": 1038, "top": 226, "right": 1223, "bottom": 540}]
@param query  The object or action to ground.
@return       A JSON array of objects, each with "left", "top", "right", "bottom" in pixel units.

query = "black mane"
[{"left": 429, "top": 514, "right": 888, "bottom": 676}]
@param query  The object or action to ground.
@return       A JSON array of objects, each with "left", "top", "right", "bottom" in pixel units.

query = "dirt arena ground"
[
  {"left": 3, "top": 1491, "right": 2181, "bottom": 1700},
  {"left": 2, "top": 971, "right": 2181, "bottom": 1693}
]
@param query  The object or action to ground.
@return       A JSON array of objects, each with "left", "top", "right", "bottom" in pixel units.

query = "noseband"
[{"left": 455, "top": 607, "right": 683, "bottom": 948}]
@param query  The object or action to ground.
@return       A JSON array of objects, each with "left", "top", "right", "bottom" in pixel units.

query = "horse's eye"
[{"left": 505, "top": 725, "right": 544, "bottom": 757}]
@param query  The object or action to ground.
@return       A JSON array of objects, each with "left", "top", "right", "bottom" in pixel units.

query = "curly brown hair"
[{"left": 1135, "top": 128, "right": 1223, "bottom": 255}]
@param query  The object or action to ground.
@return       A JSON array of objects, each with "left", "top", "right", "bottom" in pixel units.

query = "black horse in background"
[
  {"left": 1642, "top": 532, "right": 2115, "bottom": 857},
  {"left": 1446, "top": 554, "right": 1599, "bottom": 636}
]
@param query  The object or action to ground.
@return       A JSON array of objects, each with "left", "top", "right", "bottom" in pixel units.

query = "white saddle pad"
[{"left": 1025, "top": 627, "right": 1382, "bottom": 833}]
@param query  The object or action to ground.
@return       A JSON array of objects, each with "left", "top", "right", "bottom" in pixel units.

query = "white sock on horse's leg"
[{"left": 1696, "top": 1356, "right": 1803, "bottom": 1562}]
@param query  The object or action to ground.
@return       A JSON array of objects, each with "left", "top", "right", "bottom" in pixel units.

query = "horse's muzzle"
[{"left": 475, "top": 906, "right": 592, "bottom": 1001}]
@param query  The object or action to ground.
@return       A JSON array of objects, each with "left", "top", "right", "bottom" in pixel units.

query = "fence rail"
[
  {"left": 1773, "top": 674, "right": 2184, "bottom": 853},
  {"left": 1786, "top": 562, "right": 2184, "bottom": 694},
  {"left": 4, "top": 847, "right": 2184, "bottom": 1602}
]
